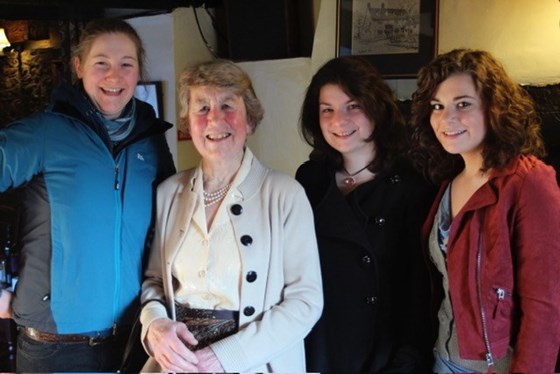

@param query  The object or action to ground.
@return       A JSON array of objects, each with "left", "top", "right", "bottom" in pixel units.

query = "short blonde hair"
[{"left": 178, "top": 60, "right": 264, "bottom": 133}]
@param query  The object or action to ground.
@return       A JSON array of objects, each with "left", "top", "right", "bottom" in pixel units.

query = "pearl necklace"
[
  {"left": 203, "top": 183, "right": 231, "bottom": 207},
  {"left": 342, "top": 162, "right": 372, "bottom": 186}
]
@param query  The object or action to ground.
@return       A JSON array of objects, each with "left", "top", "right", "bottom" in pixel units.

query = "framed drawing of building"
[{"left": 337, "top": 0, "right": 439, "bottom": 78}]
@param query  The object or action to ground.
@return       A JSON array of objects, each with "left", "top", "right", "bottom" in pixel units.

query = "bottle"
[
  {"left": 0, "top": 224, "right": 16, "bottom": 372},
  {"left": 0, "top": 256, "right": 5, "bottom": 290},
  {"left": 2, "top": 225, "right": 12, "bottom": 290}
]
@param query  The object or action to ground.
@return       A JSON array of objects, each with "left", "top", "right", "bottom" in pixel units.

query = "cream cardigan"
[{"left": 140, "top": 149, "right": 323, "bottom": 373}]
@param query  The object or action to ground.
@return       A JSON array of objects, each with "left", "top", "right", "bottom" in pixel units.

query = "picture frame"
[
  {"left": 134, "top": 81, "right": 163, "bottom": 119},
  {"left": 336, "top": 0, "right": 439, "bottom": 78}
]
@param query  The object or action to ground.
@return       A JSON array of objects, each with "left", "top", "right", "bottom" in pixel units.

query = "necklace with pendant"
[{"left": 342, "top": 162, "right": 372, "bottom": 186}]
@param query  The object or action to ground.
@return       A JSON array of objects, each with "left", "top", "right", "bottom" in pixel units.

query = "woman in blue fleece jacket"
[{"left": 0, "top": 18, "right": 175, "bottom": 372}]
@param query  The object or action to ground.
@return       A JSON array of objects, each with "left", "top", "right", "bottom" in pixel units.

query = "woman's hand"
[
  {"left": 0, "top": 290, "right": 13, "bottom": 319},
  {"left": 195, "top": 347, "right": 225, "bottom": 372},
  {"left": 146, "top": 318, "right": 199, "bottom": 372}
]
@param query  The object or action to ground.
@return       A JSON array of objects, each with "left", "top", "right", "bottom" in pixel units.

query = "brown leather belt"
[{"left": 22, "top": 327, "right": 114, "bottom": 346}]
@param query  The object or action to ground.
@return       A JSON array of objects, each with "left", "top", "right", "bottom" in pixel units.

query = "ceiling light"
[{"left": 0, "top": 28, "right": 11, "bottom": 51}]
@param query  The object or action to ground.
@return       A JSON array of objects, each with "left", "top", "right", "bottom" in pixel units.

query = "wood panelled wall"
[{"left": 0, "top": 20, "right": 82, "bottom": 127}]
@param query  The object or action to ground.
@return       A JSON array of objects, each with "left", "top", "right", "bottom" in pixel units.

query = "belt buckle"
[
  {"left": 87, "top": 325, "right": 115, "bottom": 346},
  {"left": 88, "top": 334, "right": 107, "bottom": 346},
  {"left": 88, "top": 336, "right": 99, "bottom": 347}
]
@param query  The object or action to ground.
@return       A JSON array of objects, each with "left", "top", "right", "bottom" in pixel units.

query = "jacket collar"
[
  {"left": 47, "top": 82, "right": 172, "bottom": 153},
  {"left": 423, "top": 156, "right": 521, "bottom": 239},
  {"left": 455, "top": 156, "right": 522, "bottom": 214},
  {"left": 185, "top": 148, "right": 268, "bottom": 203},
  {"left": 163, "top": 148, "right": 268, "bottom": 259}
]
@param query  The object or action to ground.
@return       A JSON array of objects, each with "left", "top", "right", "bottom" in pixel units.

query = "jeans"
[
  {"left": 433, "top": 354, "right": 473, "bottom": 373},
  {"left": 16, "top": 329, "right": 127, "bottom": 372}
]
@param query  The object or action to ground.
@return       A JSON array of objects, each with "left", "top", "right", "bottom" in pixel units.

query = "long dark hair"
[
  {"left": 410, "top": 49, "right": 545, "bottom": 183},
  {"left": 299, "top": 56, "right": 407, "bottom": 173}
]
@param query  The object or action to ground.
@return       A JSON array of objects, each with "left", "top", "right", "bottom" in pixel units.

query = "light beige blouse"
[{"left": 172, "top": 151, "right": 252, "bottom": 310}]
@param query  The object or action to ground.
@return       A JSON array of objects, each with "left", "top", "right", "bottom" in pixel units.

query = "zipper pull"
[
  {"left": 485, "top": 352, "right": 494, "bottom": 366},
  {"left": 114, "top": 165, "right": 120, "bottom": 190},
  {"left": 496, "top": 288, "right": 505, "bottom": 300}
]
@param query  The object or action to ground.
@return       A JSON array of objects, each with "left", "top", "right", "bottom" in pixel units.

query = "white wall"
[
  {"left": 132, "top": 7, "right": 315, "bottom": 175},
  {"left": 128, "top": 14, "right": 178, "bottom": 166},
  {"left": 438, "top": 0, "right": 560, "bottom": 85},
  {"left": 130, "top": 7, "right": 218, "bottom": 172},
  {"left": 240, "top": 58, "right": 313, "bottom": 175},
  {"left": 130, "top": 0, "right": 560, "bottom": 174}
]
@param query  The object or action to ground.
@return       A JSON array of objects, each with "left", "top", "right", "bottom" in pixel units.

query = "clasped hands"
[{"left": 146, "top": 318, "right": 225, "bottom": 373}]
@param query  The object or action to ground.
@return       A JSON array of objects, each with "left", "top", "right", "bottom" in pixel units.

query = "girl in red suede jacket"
[{"left": 410, "top": 48, "right": 560, "bottom": 373}]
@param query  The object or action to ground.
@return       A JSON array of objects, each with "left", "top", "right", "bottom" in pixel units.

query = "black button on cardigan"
[
  {"left": 230, "top": 204, "right": 243, "bottom": 215},
  {"left": 243, "top": 306, "right": 255, "bottom": 316},
  {"left": 246, "top": 271, "right": 257, "bottom": 282},
  {"left": 240, "top": 235, "right": 253, "bottom": 246}
]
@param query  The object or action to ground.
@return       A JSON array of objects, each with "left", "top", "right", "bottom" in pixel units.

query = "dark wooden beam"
[{"left": 0, "top": 0, "right": 220, "bottom": 20}]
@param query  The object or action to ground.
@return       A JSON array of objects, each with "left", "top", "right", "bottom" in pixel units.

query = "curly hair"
[
  {"left": 410, "top": 49, "right": 545, "bottom": 184},
  {"left": 178, "top": 59, "right": 264, "bottom": 134},
  {"left": 299, "top": 55, "right": 407, "bottom": 173}
]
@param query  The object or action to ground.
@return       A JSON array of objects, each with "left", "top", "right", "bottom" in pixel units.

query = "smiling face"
[
  {"left": 188, "top": 85, "right": 253, "bottom": 163},
  {"left": 430, "top": 73, "right": 487, "bottom": 161},
  {"left": 74, "top": 32, "right": 139, "bottom": 120},
  {"left": 318, "top": 83, "right": 375, "bottom": 159}
]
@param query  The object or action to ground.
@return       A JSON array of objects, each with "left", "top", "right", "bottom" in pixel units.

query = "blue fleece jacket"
[{"left": 0, "top": 82, "right": 176, "bottom": 333}]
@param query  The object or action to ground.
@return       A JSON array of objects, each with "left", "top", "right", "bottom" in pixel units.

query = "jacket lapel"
[{"left": 164, "top": 172, "right": 198, "bottom": 262}]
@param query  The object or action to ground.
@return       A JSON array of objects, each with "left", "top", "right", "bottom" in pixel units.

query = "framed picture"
[
  {"left": 134, "top": 81, "right": 163, "bottom": 118},
  {"left": 336, "top": 0, "right": 439, "bottom": 78}
]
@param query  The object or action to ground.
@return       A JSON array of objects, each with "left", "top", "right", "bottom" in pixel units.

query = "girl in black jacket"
[{"left": 296, "top": 56, "right": 435, "bottom": 373}]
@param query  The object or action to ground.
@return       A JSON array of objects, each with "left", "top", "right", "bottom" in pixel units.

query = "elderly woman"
[{"left": 139, "top": 59, "right": 323, "bottom": 373}]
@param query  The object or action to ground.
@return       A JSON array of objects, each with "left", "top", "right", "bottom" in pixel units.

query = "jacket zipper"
[
  {"left": 114, "top": 164, "right": 120, "bottom": 190},
  {"left": 476, "top": 228, "right": 494, "bottom": 368},
  {"left": 113, "top": 161, "right": 122, "bottom": 327}
]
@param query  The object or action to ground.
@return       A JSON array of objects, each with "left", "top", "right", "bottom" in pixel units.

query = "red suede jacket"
[{"left": 422, "top": 155, "right": 560, "bottom": 373}]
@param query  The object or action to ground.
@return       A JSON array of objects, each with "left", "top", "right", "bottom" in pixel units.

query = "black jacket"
[{"left": 296, "top": 158, "right": 435, "bottom": 373}]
